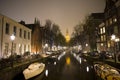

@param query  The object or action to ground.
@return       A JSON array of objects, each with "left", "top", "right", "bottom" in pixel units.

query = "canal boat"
[
  {"left": 94, "top": 62, "right": 120, "bottom": 80},
  {"left": 23, "top": 62, "right": 45, "bottom": 80}
]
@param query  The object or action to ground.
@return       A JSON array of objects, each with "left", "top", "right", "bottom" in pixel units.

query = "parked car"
[
  {"left": 89, "top": 51, "right": 99, "bottom": 57},
  {"left": 99, "top": 51, "right": 113, "bottom": 59},
  {"left": 105, "top": 51, "right": 113, "bottom": 59}
]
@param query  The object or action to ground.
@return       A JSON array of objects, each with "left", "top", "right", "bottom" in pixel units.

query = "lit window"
[
  {"left": 103, "top": 35, "right": 106, "bottom": 41},
  {"left": 101, "top": 36, "right": 103, "bottom": 41},
  {"left": 100, "top": 28, "right": 103, "bottom": 34},
  {"left": 28, "top": 45, "right": 30, "bottom": 51},
  {"left": 108, "top": 42, "right": 110, "bottom": 48},
  {"left": 109, "top": 18, "right": 112, "bottom": 24},
  {"left": 101, "top": 43, "right": 103, "bottom": 46},
  {"left": 114, "top": 18, "right": 117, "bottom": 22},
  {"left": 103, "top": 27, "right": 105, "bottom": 33},
  {"left": 13, "top": 43, "right": 16, "bottom": 53},
  {"left": 19, "top": 44, "right": 22, "bottom": 55},
  {"left": 4, "top": 43, "right": 9, "bottom": 56}
]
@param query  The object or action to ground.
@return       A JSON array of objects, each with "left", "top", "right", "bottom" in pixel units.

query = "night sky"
[{"left": 0, "top": 0, "right": 105, "bottom": 36}]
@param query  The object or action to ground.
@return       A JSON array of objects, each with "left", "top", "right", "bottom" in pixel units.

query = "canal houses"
[{"left": 0, "top": 14, "right": 31, "bottom": 58}]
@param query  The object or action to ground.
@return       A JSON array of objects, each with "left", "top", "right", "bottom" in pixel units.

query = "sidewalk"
[
  {"left": 0, "top": 51, "right": 58, "bottom": 71},
  {"left": 0, "top": 55, "right": 46, "bottom": 71},
  {"left": 104, "top": 58, "right": 120, "bottom": 70},
  {"left": 84, "top": 55, "right": 120, "bottom": 70}
]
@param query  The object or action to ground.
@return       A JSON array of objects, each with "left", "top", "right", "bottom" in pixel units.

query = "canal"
[{"left": 14, "top": 51, "right": 98, "bottom": 80}]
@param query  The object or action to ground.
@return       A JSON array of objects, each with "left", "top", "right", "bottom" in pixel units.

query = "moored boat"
[
  {"left": 94, "top": 62, "right": 120, "bottom": 80},
  {"left": 23, "top": 62, "right": 45, "bottom": 80}
]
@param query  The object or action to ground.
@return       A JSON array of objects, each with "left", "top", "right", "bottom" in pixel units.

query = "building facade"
[
  {"left": 0, "top": 14, "right": 31, "bottom": 58},
  {"left": 97, "top": 22, "right": 107, "bottom": 51},
  {"left": 84, "top": 13, "right": 104, "bottom": 51},
  {"left": 104, "top": 0, "right": 120, "bottom": 52},
  {"left": 25, "top": 20, "right": 43, "bottom": 54}
]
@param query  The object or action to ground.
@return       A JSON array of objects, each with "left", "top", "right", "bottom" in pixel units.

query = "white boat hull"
[{"left": 23, "top": 63, "right": 45, "bottom": 80}]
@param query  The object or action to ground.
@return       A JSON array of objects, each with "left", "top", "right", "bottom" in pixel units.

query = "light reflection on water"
[
  {"left": 45, "top": 69, "right": 48, "bottom": 77},
  {"left": 79, "top": 57, "right": 82, "bottom": 64},
  {"left": 86, "top": 66, "right": 89, "bottom": 72},
  {"left": 54, "top": 62, "right": 56, "bottom": 65},
  {"left": 14, "top": 53, "right": 97, "bottom": 80},
  {"left": 66, "top": 57, "right": 71, "bottom": 65}
]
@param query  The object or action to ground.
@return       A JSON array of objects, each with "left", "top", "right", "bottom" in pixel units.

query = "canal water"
[{"left": 14, "top": 52, "right": 99, "bottom": 80}]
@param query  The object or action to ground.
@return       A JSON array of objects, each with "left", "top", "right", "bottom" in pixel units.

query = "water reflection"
[
  {"left": 66, "top": 57, "right": 71, "bottom": 65},
  {"left": 79, "top": 57, "right": 82, "bottom": 64},
  {"left": 86, "top": 66, "right": 89, "bottom": 72},
  {"left": 54, "top": 62, "right": 56, "bottom": 65},
  {"left": 13, "top": 52, "right": 97, "bottom": 80},
  {"left": 58, "top": 51, "right": 66, "bottom": 60},
  {"left": 45, "top": 69, "right": 48, "bottom": 77}
]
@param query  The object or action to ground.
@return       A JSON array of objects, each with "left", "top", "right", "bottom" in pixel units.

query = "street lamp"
[
  {"left": 10, "top": 34, "right": 15, "bottom": 55},
  {"left": 115, "top": 38, "right": 120, "bottom": 42},
  {"left": 111, "top": 34, "right": 119, "bottom": 63},
  {"left": 86, "top": 43, "right": 88, "bottom": 47},
  {"left": 111, "top": 34, "right": 116, "bottom": 40},
  {"left": 44, "top": 43, "right": 48, "bottom": 52},
  {"left": 10, "top": 34, "right": 15, "bottom": 67}
]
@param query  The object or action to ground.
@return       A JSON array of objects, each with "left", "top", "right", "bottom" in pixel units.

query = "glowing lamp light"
[
  {"left": 111, "top": 34, "right": 116, "bottom": 40},
  {"left": 45, "top": 43, "right": 48, "bottom": 47},
  {"left": 115, "top": 38, "right": 120, "bottom": 42},
  {"left": 10, "top": 34, "right": 15, "bottom": 41},
  {"left": 86, "top": 44, "right": 88, "bottom": 47}
]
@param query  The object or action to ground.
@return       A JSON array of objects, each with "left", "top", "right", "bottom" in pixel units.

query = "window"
[
  {"left": 4, "top": 43, "right": 9, "bottom": 56},
  {"left": 100, "top": 28, "right": 103, "bottom": 34},
  {"left": 24, "top": 45, "right": 26, "bottom": 52},
  {"left": 28, "top": 32, "right": 30, "bottom": 40},
  {"left": 19, "top": 29, "right": 22, "bottom": 37},
  {"left": 114, "top": 26, "right": 118, "bottom": 33},
  {"left": 5, "top": 23, "right": 9, "bottom": 34},
  {"left": 13, "top": 43, "right": 16, "bottom": 54},
  {"left": 101, "top": 36, "right": 103, "bottom": 41},
  {"left": 28, "top": 45, "right": 30, "bottom": 51},
  {"left": 19, "top": 44, "right": 22, "bottom": 55},
  {"left": 107, "top": 42, "right": 110, "bottom": 48},
  {"left": 113, "top": 16, "right": 117, "bottom": 22},
  {"left": 113, "top": 18, "right": 117, "bottom": 22},
  {"left": 24, "top": 30, "right": 26, "bottom": 39},
  {"left": 103, "top": 27, "right": 105, "bottom": 33},
  {"left": 103, "top": 35, "right": 106, "bottom": 41},
  {"left": 13, "top": 26, "right": 17, "bottom": 36},
  {"left": 101, "top": 43, "right": 103, "bottom": 46},
  {"left": 109, "top": 18, "right": 112, "bottom": 24}
]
